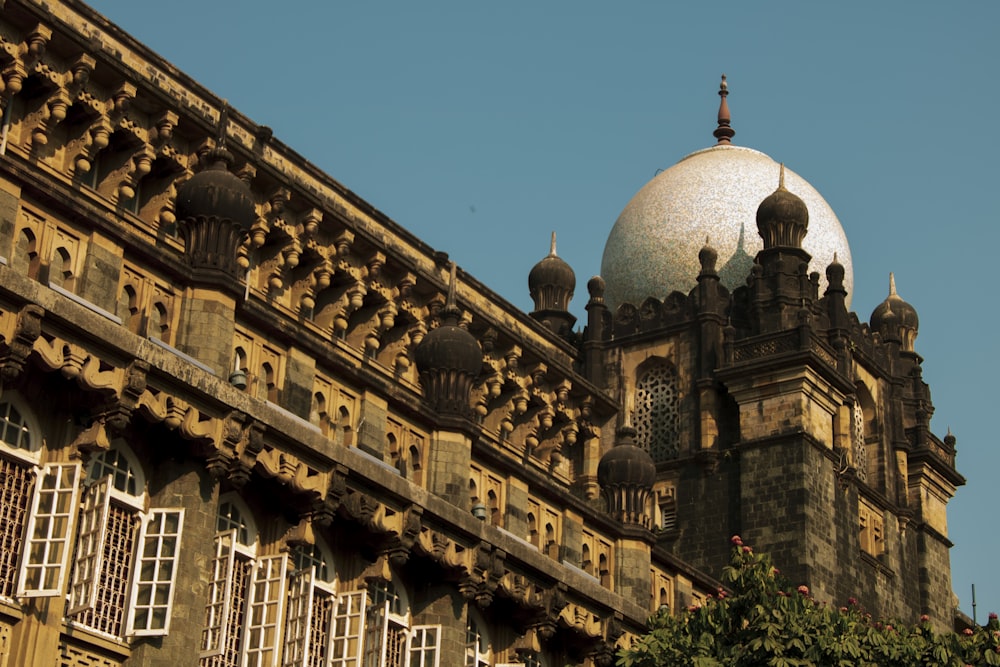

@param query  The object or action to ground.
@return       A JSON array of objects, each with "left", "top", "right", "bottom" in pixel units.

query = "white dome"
[{"left": 601, "top": 144, "right": 853, "bottom": 309}]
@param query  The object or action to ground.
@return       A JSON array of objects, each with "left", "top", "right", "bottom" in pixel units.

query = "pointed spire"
[
  {"left": 713, "top": 74, "right": 735, "bottom": 145},
  {"left": 549, "top": 231, "right": 557, "bottom": 257},
  {"left": 207, "top": 100, "right": 234, "bottom": 169},
  {"left": 889, "top": 272, "right": 897, "bottom": 296},
  {"left": 217, "top": 100, "right": 229, "bottom": 149},
  {"left": 442, "top": 262, "right": 461, "bottom": 322},
  {"left": 778, "top": 163, "right": 786, "bottom": 189}
]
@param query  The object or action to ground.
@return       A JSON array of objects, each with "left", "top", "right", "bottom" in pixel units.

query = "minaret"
[
  {"left": 528, "top": 232, "right": 577, "bottom": 337},
  {"left": 751, "top": 164, "right": 814, "bottom": 333}
]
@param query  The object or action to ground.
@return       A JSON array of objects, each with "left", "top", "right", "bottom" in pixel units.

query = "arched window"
[
  {"left": 465, "top": 609, "right": 492, "bottom": 667},
  {"left": 634, "top": 360, "right": 680, "bottom": 462},
  {"left": 284, "top": 539, "right": 349, "bottom": 667},
  {"left": 0, "top": 397, "right": 53, "bottom": 600},
  {"left": 202, "top": 496, "right": 270, "bottom": 667},
  {"left": 68, "top": 442, "right": 184, "bottom": 638},
  {"left": 364, "top": 575, "right": 441, "bottom": 667}
]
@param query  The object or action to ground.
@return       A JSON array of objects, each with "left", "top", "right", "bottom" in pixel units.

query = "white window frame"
[
  {"left": 15, "top": 462, "right": 82, "bottom": 597},
  {"left": 126, "top": 508, "right": 185, "bottom": 636},
  {"left": 243, "top": 553, "right": 289, "bottom": 667},
  {"left": 201, "top": 529, "right": 238, "bottom": 658},
  {"left": 67, "top": 475, "right": 113, "bottom": 615},
  {"left": 408, "top": 624, "right": 441, "bottom": 667}
]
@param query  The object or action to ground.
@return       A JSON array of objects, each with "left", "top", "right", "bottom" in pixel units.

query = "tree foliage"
[{"left": 618, "top": 537, "right": 1000, "bottom": 667}]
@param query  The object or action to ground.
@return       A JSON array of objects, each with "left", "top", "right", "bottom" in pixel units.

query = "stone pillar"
[{"left": 176, "top": 286, "right": 236, "bottom": 377}]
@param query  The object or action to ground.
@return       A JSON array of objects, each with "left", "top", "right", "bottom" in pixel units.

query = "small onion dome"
[
  {"left": 698, "top": 236, "right": 718, "bottom": 275},
  {"left": 870, "top": 273, "right": 919, "bottom": 351},
  {"left": 414, "top": 264, "right": 483, "bottom": 417},
  {"left": 598, "top": 426, "right": 656, "bottom": 527},
  {"left": 587, "top": 275, "right": 606, "bottom": 303},
  {"left": 756, "top": 164, "right": 809, "bottom": 250},
  {"left": 529, "top": 232, "right": 576, "bottom": 312},
  {"left": 825, "top": 252, "right": 846, "bottom": 292},
  {"left": 176, "top": 146, "right": 255, "bottom": 278}
]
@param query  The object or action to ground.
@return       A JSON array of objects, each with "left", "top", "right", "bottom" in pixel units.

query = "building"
[{"left": 0, "top": 2, "right": 963, "bottom": 666}]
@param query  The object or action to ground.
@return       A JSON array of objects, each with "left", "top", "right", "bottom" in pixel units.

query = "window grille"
[
  {"left": 634, "top": 362, "right": 680, "bottom": 461},
  {"left": 0, "top": 455, "right": 33, "bottom": 598},
  {"left": 853, "top": 402, "right": 868, "bottom": 484}
]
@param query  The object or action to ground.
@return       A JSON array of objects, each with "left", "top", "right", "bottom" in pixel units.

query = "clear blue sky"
[{"left": 88, "top": 0, "right": 999, "bottom": 620}]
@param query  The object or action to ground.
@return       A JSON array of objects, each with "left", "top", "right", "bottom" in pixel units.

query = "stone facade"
[{"left": 0, "top": 1, "right": 963, "bottom": 666}]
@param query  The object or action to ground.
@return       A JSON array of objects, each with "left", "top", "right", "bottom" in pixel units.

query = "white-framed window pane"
[
  {"left": 408, "top": 625, "right": 441, "bottom": 667},
  {"left": 0, "top": 401, "right": 32, "bottom": 451},
  {"left": 201, "top": 530, "right": 237, "bottom": 657},
  {"left": 330, "top": 589, "right": 367, "bottom": 667},
  {"left": 363, "top": 600, "right": 390, "bottom": 667},
  {"left": 89, "top": 447, "right": 139, "bottom": 495},
  {"left": 67, "top": 476, "right": 112, "bottom": 614},
  {"left": 127, "top": 508, "right": 184, "bottom": 636},
  {"left": 0, "top": 455, "right": 34, "bottom": 598},
  {"left": 244, "top": 553, "right": 288, "bottom": 667},
  {"left": 16, "top": 462, "right": 81, "bottom": 597},
  {"left": 282, "top": 568, "right": 316, "bottom": 667}
]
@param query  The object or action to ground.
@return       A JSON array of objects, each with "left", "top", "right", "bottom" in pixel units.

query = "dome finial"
[
  {"left": 217, "top": 100, "right": 229, "bottom": 149},
  {"left": 778, "top": 163, "right": 786, "bottom": 190},
  {"left": 889, "top": 272, "right": 897, "bottom": 296},
  {"left": 713, "top": 74, "right": 735, "bottom": 145},
  {"left": 442, "top": 261, "right": 461, "bottom": 322},
  {"left": 549, "top": 231, "right": 557, "bottom": 257}
]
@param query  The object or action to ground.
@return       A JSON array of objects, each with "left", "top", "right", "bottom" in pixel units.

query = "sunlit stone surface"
[{"left": 601, "top": 144, "right": 853, "bottom": 309}]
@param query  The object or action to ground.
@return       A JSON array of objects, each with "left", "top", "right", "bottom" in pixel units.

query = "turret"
[{"left": 528, "top": 232, "right": 576, "bottom": 337}]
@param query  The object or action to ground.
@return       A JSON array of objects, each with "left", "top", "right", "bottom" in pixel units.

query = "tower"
[{"left": 587, "top": 76, "right": 963, "bottom": 627}]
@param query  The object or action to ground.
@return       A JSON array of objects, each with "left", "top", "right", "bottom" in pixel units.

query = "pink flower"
[
  {"left": 772, "top": 567, "right": 780, "bottom": 575},
  {"left": 847, "top": 597, "right": 858, "bottom": 606},
  {"left": 963, "top": 628, "right": 974, "bottom": 636},
  {"left": 742, "top": 546, "right": 752, "bottom": 553},
  {"left": 920, "top": 614, "right": 929, "bottom": 623},
  {"left": 797, "top": 585, "right": 809, "bottom": 596},
  {"left": 731, "top": 535, "right": 743, "bottom": 546},
  {"left": 991, "top": 612, "right": 998, "bottom": 620},
  {"left": 687, "top": 604, "right": 700, "bottom": 613},
  {"left": 839, "top": 607, "right": 848, "bottom": 613}
]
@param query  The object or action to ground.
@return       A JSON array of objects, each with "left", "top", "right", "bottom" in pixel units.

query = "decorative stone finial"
[{"left": 713, "top": 74, "right": 735, "bottom": 145}]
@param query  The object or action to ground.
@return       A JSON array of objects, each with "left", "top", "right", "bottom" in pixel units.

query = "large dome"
[{"left": 601, "top": 144, "right": 853, "bottom": 309}]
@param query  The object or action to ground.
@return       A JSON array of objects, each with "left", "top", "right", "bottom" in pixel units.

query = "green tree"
[{"left": 618, "top": 537, "right": 1000, "bottom": 667}]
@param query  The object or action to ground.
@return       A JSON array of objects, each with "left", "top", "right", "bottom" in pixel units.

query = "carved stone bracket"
[{"left": 0, "top": 305, "right": 41, "bottom": 383}]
